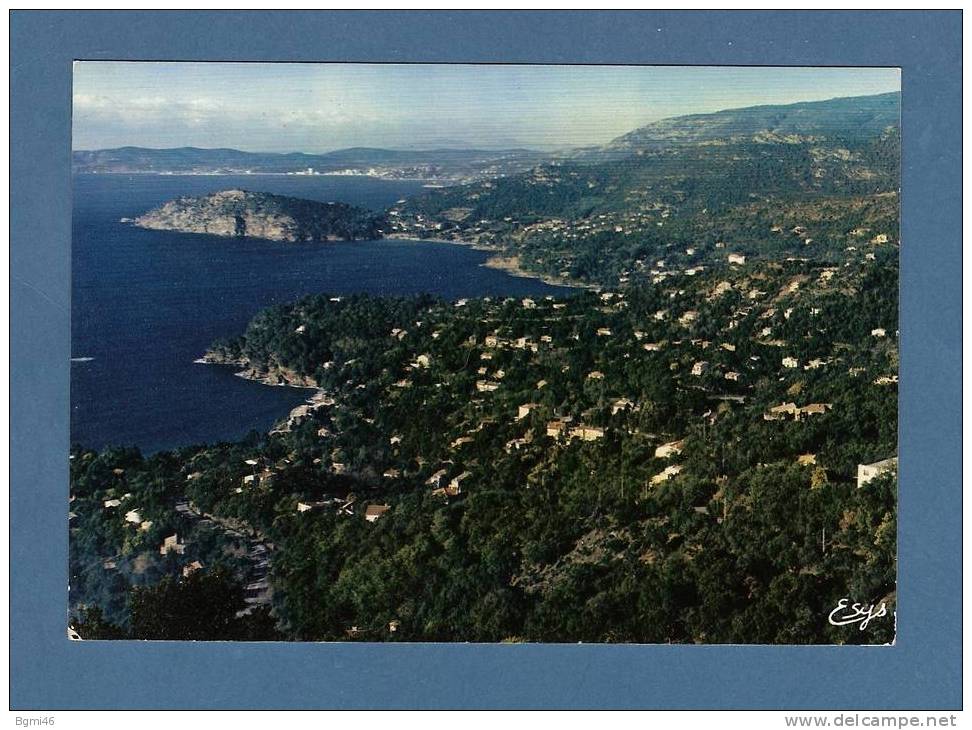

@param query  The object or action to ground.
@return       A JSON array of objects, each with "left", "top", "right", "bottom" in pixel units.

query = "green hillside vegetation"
[
  {"left": 135, "top": 189, "right": 387, "bottom": 242},
  {"left": 602, "top": 92, "right": 900, "bottom": 151},
  {"left": 72, "top": 243, "right": 897, "bottom": 643},
  {"left": 70, "top": 92, "right": 898, "bottom": 644},
  {"left": 392, "top": 99, "right": 899, "bottom": 286}
]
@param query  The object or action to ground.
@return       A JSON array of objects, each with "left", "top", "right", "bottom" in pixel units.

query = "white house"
[
  {"left": 650, "top": 464, "right": 683, "bottom": 485},
  {"left": 654, "top": 439, "right": 685, "bottom": 459},
  {"left": 857, "top": 457, "right": 897, "bottom": 489},
  {"left": 517, "top": 403, "right": 540, "bottom": 420},
  {"left": 159, "top": 534, "right": 186, "bottom": 556},
  {"left": 568, "top": 425, "right": 605, "bottom": 442},
  {"left": 546, "top": 419, "right": 570, "bottom": 438},
  {"left": 611, "top": 398, "right": 635, "bottom": 415},
  {"left": 365, "top": 504, "right": 391, "bottom": 522},
  {"left": 448, "top": 472, "right": 472, "bottom": 493}
]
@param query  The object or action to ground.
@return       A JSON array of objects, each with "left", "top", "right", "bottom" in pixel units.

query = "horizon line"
[{"left": 72, "top": 89, "right": 900, "bottom": 156}]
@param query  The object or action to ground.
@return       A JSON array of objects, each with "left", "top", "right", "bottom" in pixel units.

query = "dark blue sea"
[{"left": 72, "top": 174, "right": 573, "bottom": 453}]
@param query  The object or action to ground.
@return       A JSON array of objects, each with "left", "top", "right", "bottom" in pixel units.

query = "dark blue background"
[{"left": 10, "top": 10, "right": 962, "bottom": 709}]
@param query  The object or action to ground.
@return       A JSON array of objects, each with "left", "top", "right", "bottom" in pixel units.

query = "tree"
[{"left": 129, "top": 568, "right": 251, "bottom": 641}]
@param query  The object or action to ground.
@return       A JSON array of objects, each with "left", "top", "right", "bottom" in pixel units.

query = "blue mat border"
[{"left": 9, "top": 10, "right": 961, "bottom": 709}]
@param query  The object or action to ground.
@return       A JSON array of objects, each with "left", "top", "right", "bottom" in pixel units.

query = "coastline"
[
  {"left": 74, "top": 171, "right": 455, "bottom": 183},
  {"left": 385, "top": 234, "right": 597, "bottom": 291},
  {"left": 195, "top": 352, "right": 333, "bottom": 435},
  {"left": 194, "top": 352, "right": 318, "bottom": 390},
  {"left": 480, "top": 254, "right": 600, "bottom": 291}
]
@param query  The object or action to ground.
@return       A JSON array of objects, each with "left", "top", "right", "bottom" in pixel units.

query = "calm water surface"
[{"left": 72, "top": 174, "right": 573, "bottom": 453}]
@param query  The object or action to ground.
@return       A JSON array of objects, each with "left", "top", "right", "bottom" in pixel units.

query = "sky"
[{"left": 73, "top": 63, "right": 900, "bottom": 153}]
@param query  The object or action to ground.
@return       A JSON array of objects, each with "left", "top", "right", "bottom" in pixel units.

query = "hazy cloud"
[{"left": 72, "top": 63, "right": 901, "bottom": 152}]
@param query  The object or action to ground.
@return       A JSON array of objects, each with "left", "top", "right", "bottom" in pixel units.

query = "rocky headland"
[{"left": 133, "top": 189, "right": 386, "bottom": 243}]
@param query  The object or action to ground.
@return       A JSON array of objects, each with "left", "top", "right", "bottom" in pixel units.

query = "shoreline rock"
[
  {"left": 480, "top": 254, "right": 600, "bottom": 291},
  {"left": 385, "top": 234, "right": 595, "bottom": 291},
  {"left": 196, "top": 350, "right": 332, "bottom": 435},
  {"left": 196, "top": 350, "right": 318, "bottom": 389},
  {"left": 134, "top": 189, "right": 386, "bottom": 243}
]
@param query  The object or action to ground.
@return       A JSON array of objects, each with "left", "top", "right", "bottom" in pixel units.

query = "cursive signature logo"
[{"left": 828, "top": 598, "right": 888, "bottom": 630}]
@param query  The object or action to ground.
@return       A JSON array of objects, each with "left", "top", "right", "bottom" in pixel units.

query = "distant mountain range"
[
  {"left": 71, "top": 146, "right": 554, "bottom": 180},
  {"left": 390, "top": 92, "right": 900, "bottom": 285},
  {"left": 73, "top": 92, "right": 900, "bottom": 182},
  {"left": 602, "top": 92, "right": 900, "bottom": 153},
  {"left": 398, "top": 91, "right": 900, "bottom": 221}
]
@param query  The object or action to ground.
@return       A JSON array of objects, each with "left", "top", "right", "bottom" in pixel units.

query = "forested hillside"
[
  {"left": 70, "top": 92, "right": 898, "bottom": 644},
  {"left": 392, "top": 93, "right": 899, "bottom": 286}
]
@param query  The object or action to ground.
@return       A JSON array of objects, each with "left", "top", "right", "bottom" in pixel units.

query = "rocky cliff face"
[
  {"left": 198, "top": 347, "right": 318, "bottom": 388},
  {"left": 134, "top": 189, "right": 386, "bottom": 242}
]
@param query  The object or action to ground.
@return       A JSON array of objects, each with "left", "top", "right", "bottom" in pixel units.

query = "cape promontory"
[{"left": 133, "top": 189, "right": 386, "bottom": 242}]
